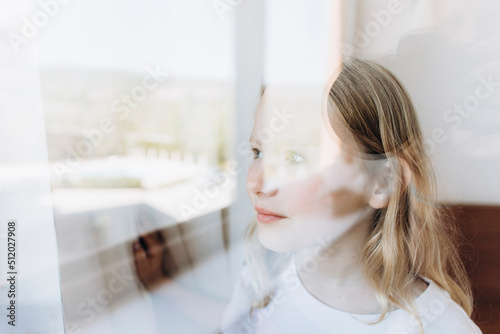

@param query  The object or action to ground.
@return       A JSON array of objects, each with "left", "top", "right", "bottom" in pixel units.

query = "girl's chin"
[{"left": 257, "top": 231, "right": 311, "bottom": 254}]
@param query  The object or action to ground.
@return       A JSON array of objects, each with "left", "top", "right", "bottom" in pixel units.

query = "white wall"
[{"left": 347, "top": 0, "right": 500, "bottom": 204}]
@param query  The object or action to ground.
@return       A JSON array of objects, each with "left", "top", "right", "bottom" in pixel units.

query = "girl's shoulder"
[{"left": 411, "top": 278, "right": 482, "bottom": 334}]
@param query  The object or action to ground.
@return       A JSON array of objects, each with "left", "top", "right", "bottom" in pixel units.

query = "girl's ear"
[
  {"left": 399, "top": 157, "right": 412, "bottom": 189},
  {"left": 367, "top": 158, "right": 412, "bottom": 209}
]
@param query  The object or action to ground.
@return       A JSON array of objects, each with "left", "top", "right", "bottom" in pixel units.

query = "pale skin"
[{"left": 246, "top": 88, "right": 427, "bottom": 314}]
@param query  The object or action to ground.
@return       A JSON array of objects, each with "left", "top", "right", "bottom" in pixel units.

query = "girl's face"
[{"left": 246, "top": 89, "right": 376, "bottom": 253}]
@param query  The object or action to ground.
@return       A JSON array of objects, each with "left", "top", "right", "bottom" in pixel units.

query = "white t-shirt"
[{"left": 219, "top": 258, "right": 482, "bottom": 334}]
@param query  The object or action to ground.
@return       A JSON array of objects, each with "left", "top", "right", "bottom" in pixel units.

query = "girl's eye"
[
  {"left": 285, "top": 151, "right": 305, "bottom": 164},
  {"left": 251, "top": 148, "right": 262, "bottom": 160}
]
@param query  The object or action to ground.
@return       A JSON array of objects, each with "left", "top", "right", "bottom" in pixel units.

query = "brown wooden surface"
[{"left": 449, "top": 205, "right": 500, "bottom": 334}]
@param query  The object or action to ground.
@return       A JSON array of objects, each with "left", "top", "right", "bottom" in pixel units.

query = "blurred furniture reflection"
[{"left": 55, "top": 203, "right": 234, "bottom": 333}]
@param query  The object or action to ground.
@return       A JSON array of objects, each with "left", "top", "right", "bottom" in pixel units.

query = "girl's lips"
[
  {"left": 256, "top": 213, "right": 286, "bottom": 224},
  {"left": 254, "top": 207, "right": 287, "bottom": 224}
]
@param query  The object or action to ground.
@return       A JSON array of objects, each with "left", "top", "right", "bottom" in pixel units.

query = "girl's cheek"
[
  {"left": 286, "top": 171, "right": 367, "bottom": 219},
  {"left": 328, "top": 188, "right": 367, "bottom": 217},
  {"left": 285, "top": 174, "right": 325, "bottom": 213}
]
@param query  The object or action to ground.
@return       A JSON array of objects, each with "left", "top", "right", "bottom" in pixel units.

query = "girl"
[{"left": 219, "top": 58, "right": 481, "bottom": 334}]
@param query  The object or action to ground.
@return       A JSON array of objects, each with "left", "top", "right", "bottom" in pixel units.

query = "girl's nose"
[{"left": 247, "top": 164, "right": 279, "bottom": 197}]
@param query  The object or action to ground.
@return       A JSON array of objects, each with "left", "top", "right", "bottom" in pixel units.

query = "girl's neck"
[
  {"left": 294, "top": 212, "right": 383, "bottom": 314},
  {"left": 295, "top": 216, "right": 370, "bottom": 286}
]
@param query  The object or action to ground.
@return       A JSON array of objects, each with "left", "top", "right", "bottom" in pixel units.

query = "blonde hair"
[{"left": 244, "top": 57, "right": 473, "bottom": 332}]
